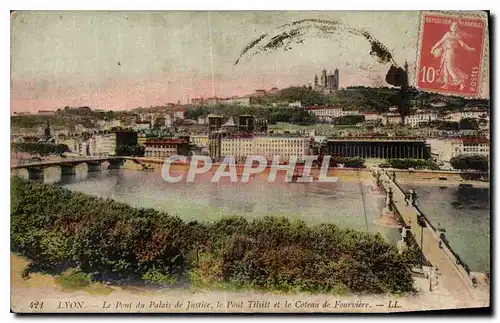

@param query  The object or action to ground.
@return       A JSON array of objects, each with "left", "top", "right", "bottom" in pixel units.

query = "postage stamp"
[{"left": 416, "top": 11, "right": 488, "bottom": 97}]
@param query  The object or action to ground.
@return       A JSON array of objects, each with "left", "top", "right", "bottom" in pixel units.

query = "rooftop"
[
  {"left": 327, "top": 136, "right": 427, "bottom": 142},
  {"left": 144, "top": 138, "right": 188, "bottom": 145},
  {"left": 222, "top": 135, "right": 308, "bottom": 140},
  {"left": 222, "top": 117, "right": 237, "bottom": 127},
  {"left": 461, "top": 138, "right": 489, "bottom": 144},
  {"left": 305, "top": 106, "right": 342, "bottom": 110}
]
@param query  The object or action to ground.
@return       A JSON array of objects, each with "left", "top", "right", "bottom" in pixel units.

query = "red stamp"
[{"left": 416, "top": 12, "right": 487, "bottom": 97}]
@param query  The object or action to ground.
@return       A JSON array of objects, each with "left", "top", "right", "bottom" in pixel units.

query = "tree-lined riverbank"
[{"left": 11, "top": 177, "right": 415, "bottom": 294}]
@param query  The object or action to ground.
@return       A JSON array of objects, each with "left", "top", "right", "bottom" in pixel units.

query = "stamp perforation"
[{"left": 414, "top": 10, "right": 489, "bottom": 99}]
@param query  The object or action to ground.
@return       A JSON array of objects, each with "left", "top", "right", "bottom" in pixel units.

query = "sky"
[{"left": 10, "top": 11, "right": 488, "bottom": 113}]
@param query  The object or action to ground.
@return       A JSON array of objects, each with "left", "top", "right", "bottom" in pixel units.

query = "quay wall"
[
  {"left": 389, "top": 169, "right": 489, "bottom": 187},
  {"left": 122, "top": 158, "right": 374, "bottom": 180}
]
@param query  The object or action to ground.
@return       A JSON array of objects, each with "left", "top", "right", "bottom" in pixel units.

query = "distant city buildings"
[
  {"left": 10, "top": 88, "right": 491, "bottom": 173},
  {"left": 56, "top": 130, "right": 138, "bottom": 157},
  {"left": 94, "top": 133, "right": 117, "bottom": 155},
  {"left": 205, "top": 97, "right": 220, "bottom": 106},
  {"left": 192, "top": 96, "right": 252, "bottom": 107},
  {"left": 173, "top": 108, "right": 186, "bottom": 120},
  {"left": 12, "top": 111, "right": 32, "bottom": 116},
  {"left": 361, "top": 112, "right": 382, "bottom": 123},
  {"left": 190, "top": 135, "right": 209, "bottom": 147},
  {"left": 305, "top": 106, "right": 343, "bottom": 122},
  {"left": 405, "top": 112, "right": 438, "bottom": 128},
  {"left": 165, "top": 114, "right": 173, "bottom": 127},
  {"left": 190, "top": 87, "right": 280, "bottom": 107},
  {"left": 191, "top": 98, "right": 204, "bottom": 106},
  {"left": 37, "top": 110, "right": 56, "bottom": 116},
  {"left": 341, "top": 109, "right": 360, "bottom": 117},
  {"left": 221, "top": 96, "right": 251, "bottom": 106},
  {"left": 383, "top": 113, "right": 401, "bottom": 125},
  {"left": 197, "top": 116, "right": 207, "bottom": 125},
  {"left": 253, "top": 89, "right": 267, "bottom": 97},
  {"left": 305, "top": 106, "right": 362, "bottom": 122},
  {"left": 134, "top": 121, "right": 151, "bottom": 131}
]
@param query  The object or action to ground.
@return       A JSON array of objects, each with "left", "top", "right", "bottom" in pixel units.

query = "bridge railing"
[{"left": 390, "top": 173, "right": 476, "bottom": 286}]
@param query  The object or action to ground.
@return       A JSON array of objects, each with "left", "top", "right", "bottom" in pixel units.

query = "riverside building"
[
  {"left": 427, "top": 138, "right": 489, "bottom": 163},
  {"left": 144, "top": 138, "right": 189, "bottom": 158},
  {"left": 326, "top": 137, "right": 431, "bottom": 159},
  {"left": 220, "top": 135, "right": 312, "bottom": 163}
]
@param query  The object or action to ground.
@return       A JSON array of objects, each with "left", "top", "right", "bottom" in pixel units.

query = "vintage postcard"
[{"left": 10, "top": 10, "right": 490, "bottom": 313}]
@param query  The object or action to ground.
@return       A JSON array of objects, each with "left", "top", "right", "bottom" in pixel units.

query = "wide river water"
[
  {"left": 38, "top": 166, "right": 490, "bottom": 273},
  {"left": 400, "top": 183, "right": 490, "bottom": 273}
]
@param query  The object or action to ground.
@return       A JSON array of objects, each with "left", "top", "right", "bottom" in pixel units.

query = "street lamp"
[{"left": 417, "top": 214, "right": 427, "bottom": 269}]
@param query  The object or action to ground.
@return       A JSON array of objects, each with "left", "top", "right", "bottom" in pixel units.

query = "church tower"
[
  {"left": 321, "top": 69, "right": 327, "bottom": 87},
  {"left": 334, "top": 68, "right": 339, "bottom": 90},
  {"left": 314, "top": 74, "right": 318, "bottom": 86}
]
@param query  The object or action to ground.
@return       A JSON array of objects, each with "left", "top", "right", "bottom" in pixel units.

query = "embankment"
[
  {"left": 388, "top": 169, "right": 489, "bottom": 187},
  {"left": 122, "top": 158, "right": 373, "bottom": 181}
]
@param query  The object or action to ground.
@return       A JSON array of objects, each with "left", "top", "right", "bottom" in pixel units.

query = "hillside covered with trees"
[
  {"left": 249, "top": 86, "right": 489, "bottom": 111},
  {"left": 12, "top": 86, "right": 489, "bottom": 130}
]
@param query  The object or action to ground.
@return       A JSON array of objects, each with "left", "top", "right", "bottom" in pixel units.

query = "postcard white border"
[{"left": 2, "top": 1, "right": 498, "bottom": 322}]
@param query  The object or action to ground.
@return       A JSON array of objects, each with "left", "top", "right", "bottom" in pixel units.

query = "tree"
[
  {"left": 385, "top": 64, "right": 411, "bottom": 125},
  {"left": 343, "top": 157, "right": 366, "bottom": 168},
  {"left": 450, "top": 155, "right": 488, "bottom": 172},
  {"left": 12, "top": 142, "right": 69, "bottom": 156},
  {"left": 431, "top": 120, "right": 459, "bottom": 131},
  {"left": 134, "top": 145, "right": 145, "bottom": 157},
  {"left": 387, "top": 159, "right": 439, "bottom": 170},
  {"left": 459, "top": 118, "right": 479, "bottom": 130},
  {"left": 115, "top": 144, "right": 145, "bottom": 157},
  {"left": 334, "top": 115, "right": 365, "bottom": 125}
]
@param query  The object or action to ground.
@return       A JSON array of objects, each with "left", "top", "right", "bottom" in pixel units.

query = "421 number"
[{"left": 28, "top": 301, "right": 44, "bottom": 310}]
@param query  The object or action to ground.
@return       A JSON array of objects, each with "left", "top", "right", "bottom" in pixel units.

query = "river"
[
  {"left": 399, "top": 183, "right": 490, "bottom": 273},
  {"left": 37, "top": 166, "right": 402, "bottom": 243},
  {"left": 36, "top": 166, "right": 490, "bottom": 272}
]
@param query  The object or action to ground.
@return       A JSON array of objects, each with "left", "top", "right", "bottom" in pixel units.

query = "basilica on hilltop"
[{"left": 313, "top": 68, "right": 339, "bottom": 93}]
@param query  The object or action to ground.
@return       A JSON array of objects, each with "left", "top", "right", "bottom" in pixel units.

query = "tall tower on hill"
[
  {"left": 44, "top": 120, "right": 51, "bottom": 139},
  {"left": 321, "top": 69, "right": 328, "bottom": 87}
]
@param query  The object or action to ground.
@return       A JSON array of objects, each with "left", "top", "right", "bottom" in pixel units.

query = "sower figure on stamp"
[{"left": 430, "top": 22, "right": 475, "bottom": 91}]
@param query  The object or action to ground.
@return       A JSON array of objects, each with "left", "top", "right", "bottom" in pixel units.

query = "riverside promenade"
[{"left": 375, "top": 168, "right": 489, "bottom": 306}]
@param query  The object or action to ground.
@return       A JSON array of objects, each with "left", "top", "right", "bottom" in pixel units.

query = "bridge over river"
[
  {"left": 376, "top": 168, "right": 489, "bottom": 305},
  {"left": 10, "top": 156, "right": 125, "bottom": 179}
]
